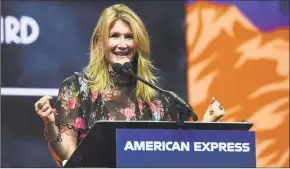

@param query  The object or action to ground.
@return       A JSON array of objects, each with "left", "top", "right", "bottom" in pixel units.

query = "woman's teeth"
[{"left": 114, "top": 52, "right": 128, "bottom": 56}]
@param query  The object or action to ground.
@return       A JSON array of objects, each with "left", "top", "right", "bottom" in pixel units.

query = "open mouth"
[{"left": 113, "top": 52, "right": 130, "bottom": 58}]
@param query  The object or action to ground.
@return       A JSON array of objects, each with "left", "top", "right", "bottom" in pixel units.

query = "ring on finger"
[{"left": 37, "top": 103, "right": 44, "bottom": 109}]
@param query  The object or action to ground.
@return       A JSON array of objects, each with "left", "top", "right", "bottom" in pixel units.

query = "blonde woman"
[{"left": 34, "top": 4, "right": 225, "bottom": 166}]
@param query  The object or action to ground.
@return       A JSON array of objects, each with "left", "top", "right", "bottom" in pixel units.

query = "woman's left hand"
[{"left": 202, "top": 97, "right": 225, "bottom": 122}]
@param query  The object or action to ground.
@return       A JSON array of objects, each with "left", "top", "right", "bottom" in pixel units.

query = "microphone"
[
  {"left": 122, "top": 62, "right": 134, "bottom": 73},
  {"left": 112, "top": 63, "right": 123, "bottom": 74},
  {"left": 112, "top": 62, "right": 198, "bottom": 122}
]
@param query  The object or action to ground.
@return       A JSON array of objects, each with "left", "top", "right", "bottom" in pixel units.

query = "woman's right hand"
[{"left": 34, "top": 95, "right": 55, "bottom": 124}]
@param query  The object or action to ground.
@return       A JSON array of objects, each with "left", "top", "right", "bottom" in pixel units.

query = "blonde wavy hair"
[{"left": 86, "top": 4, "right": 158, "bottom": 103}]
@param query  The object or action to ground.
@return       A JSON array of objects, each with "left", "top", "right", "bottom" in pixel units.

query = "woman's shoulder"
[
  {"left": 61, "top": 74, "right": 78, "bottom": 85},
  {"left": 60, "top": 68, "right": 88, "bottom": 86}
]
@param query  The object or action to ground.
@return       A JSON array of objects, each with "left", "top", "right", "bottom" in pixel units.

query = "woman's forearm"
[{"left": 44, "top": 122, "right": 77, "bottom": 165}]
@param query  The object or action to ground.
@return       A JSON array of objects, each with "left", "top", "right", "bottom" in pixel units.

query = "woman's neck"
[{"left": 107, "top": 62, "right": 137, "bottom": 85}]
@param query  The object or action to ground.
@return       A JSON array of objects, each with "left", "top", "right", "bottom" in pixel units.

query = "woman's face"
[{"left": 107, "top": 20, "right": 135, "bottom": 67}]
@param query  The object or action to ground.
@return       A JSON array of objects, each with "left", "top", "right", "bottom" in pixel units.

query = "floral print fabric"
[{"left": 53, "top": 70, "right": 186, "bottom": 144}]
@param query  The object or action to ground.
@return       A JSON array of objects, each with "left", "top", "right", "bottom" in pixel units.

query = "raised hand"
[
  {"left": 34, "top": 95, "right": 55, "bottom": 124},
  {"left": 202, "top": 97, "right": 225, "bottom": 122}
]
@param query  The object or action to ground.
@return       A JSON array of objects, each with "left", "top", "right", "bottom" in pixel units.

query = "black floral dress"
[{"left": 53, "top": 70, "right": 194, "bottom": 145}]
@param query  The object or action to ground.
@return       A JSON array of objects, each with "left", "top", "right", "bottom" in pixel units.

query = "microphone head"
[
  {"left": 122, "top": 62, "right": 134, "bottom": 71},
  {"left": 112, "top": 63, "right": 123, "bottom": 74}
]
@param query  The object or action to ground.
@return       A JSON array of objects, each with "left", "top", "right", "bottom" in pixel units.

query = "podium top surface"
[{"left": 88, "top": 120, "right": 253, "bottom": 131}]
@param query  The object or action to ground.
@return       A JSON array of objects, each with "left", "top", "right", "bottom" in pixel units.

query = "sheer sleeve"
[
  {"left": 157, "top": 93, "right": 198, "bottom": 122},
  {"left": 53, "top": 76, "right": 83, "bottom": 131}
]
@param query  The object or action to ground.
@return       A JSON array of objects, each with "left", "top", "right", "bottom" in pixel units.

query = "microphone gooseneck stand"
[{"left": 113, "top": 63, "right": 198, "bottom": 127}]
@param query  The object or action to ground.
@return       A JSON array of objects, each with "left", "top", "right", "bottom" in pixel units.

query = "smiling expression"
[{"left": 107, "top": 20, "right": 136, "bottom": 68}]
